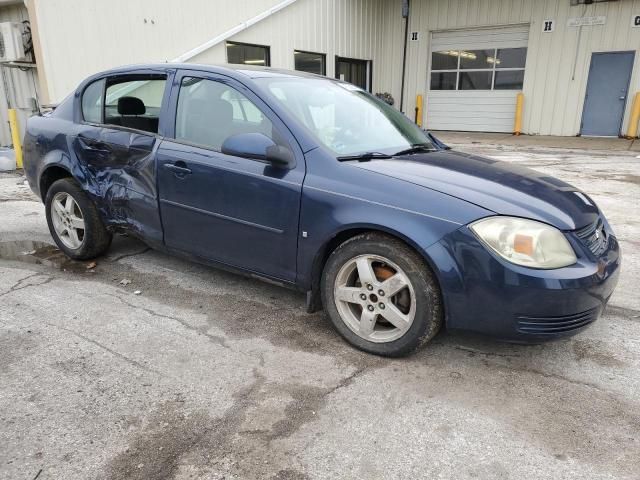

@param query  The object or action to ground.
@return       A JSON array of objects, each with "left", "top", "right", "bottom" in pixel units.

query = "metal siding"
[
  {"left": 407, "top": 0, "right": 640, "bottom": 136},
  {"left": 191, "top": 0, "right": 405, "bottom": 101},
  {"left": 32, "top": 0, "right": 286, "bottom": 102},
  {"left": 431, "top": 24, "right": 529, "bottom": 50},
  {"left": 32, "top": 0, "right": 405, "bottom": 108},
  {"left": 0, "top": 4, "right": 39, "bottom": 146}
]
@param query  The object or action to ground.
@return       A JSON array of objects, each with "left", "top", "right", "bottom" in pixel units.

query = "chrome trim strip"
[{"left": 160, "top": 199, "right": 284, "bottom": 234}]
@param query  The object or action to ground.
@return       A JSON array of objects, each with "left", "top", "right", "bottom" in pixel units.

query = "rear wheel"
[
  {"left": 45, "top": 178, "right": 112, "bottom": 260},
  {"left": 321, "top": 233, "right": 442, "bottom": 356}
]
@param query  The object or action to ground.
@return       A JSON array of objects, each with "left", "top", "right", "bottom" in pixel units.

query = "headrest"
[{"left": 118, "top": 96, "right": 145, "bottom": 115}]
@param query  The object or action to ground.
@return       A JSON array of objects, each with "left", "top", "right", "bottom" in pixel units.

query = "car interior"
[
  {"left": 103, "top": 77, "right": 166, "bottom": 134},
  {"left": 175, "top": 78, "right": 276, "bottom": 151},
  {"left": 104, "top": 96, "right": 160, "bottom": 133}
]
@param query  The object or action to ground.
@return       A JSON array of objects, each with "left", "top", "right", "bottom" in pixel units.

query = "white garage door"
[{"left": 427, "top": 25, "right": 529, "bottom": 133}]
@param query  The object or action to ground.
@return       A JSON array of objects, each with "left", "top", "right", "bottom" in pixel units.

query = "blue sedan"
[{"left": 23, "top": 64, "right": 620, "bottom": 356}]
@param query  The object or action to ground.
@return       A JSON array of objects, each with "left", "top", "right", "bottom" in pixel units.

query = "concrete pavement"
[{"left": 1, "top": 139, "right": 639, "bottom": 480}]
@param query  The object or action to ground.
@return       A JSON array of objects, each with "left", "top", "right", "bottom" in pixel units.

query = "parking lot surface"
[{"left": 1, "top": 137, "right": 639, "bottom": 480}]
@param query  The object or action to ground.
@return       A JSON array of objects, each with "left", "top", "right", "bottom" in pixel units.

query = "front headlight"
[{"left": 470, "top": 216, "right": 577, "bottom": 269}]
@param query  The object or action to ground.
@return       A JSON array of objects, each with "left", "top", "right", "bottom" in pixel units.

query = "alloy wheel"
[
  {"left": 333, "top": 254, "right": 416, "bottom": 343},
  {"left": 50, "top": 192, "right": 85, "bottom": 250}
]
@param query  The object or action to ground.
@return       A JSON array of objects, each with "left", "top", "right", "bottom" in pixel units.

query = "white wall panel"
[
  {"left": 191, "top": 0, "right": 405, "bottom": 102},
  {"left": 32, "top": 0, "right": 406, "bottom": 108},
  {"left": 32, "top": 0, "right": 286, "bottom": 102},
  {"left": 427, "top": 91, "right": 519, "bottom": 132},
  {"left": 431, "top": 24, "right": 529, "bottom": 50}
]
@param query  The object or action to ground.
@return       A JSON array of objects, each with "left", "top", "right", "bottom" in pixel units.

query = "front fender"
[{"left": 296, "top": 151, "right": 492, "bottom": 290}]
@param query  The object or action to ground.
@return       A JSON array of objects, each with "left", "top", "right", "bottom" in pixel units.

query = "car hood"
[{"left": 351, "top": 150, "right": 599, "bottom": 230}]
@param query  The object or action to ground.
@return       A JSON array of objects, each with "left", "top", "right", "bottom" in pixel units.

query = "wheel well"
[
  {"left": 39, "top": 166, "right": 71, "bottom": 201},
  {"left": 308, "top": 227, "right": 442, "bottom": 312}
]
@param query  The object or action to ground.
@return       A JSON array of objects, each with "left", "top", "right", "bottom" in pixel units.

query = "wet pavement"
[{"left": 1, "top": 140, "right": 639, "bottom": 480}]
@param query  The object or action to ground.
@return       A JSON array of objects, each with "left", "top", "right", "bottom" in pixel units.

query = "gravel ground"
[{"left": 1, "top": 139, "right": 639, "bottom": 480}]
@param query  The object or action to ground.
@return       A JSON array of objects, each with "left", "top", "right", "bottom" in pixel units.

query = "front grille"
[
  {"left": 575, "top": 218, "right": 608, "bottom": 256},
  {"left": 516, "top": 307, "right": 600, "bottom": 335}
]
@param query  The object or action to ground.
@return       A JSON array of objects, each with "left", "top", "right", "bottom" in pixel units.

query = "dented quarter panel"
[{"left": 23, "top": 68, "right": 174, "bottom": 247}]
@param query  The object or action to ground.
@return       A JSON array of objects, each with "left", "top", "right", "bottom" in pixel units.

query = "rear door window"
[{"left": 103, "top": 76, "right": 167, "bottom": 134}]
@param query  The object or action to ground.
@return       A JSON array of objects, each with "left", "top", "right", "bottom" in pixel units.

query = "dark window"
[
  {"left": 226, "top": 42, "right": 270, "bottom": 66},
  {"left": 430, "top": 72, "right": 457, "bottom": 90},
  {"left": 175, "top": 77, "right": 274, "bottom": 151},
  {"left": 494, "top": 70, "right": 525, "bottom": 90},
  {"left": 335, "top": 56, "right": 370, "bottom": 91},
  {"left": 459, "top": 49, "right": 495, "bottom": 70},
  {"left": 459, "top": 71, "right": 493, "bottom": 90},
  {"left": 496, "top": 48, "right": 527, "bottom": 69},
  {"left": 430, "top": 47, "right": 527, "bottom": 91},
  {"left": 103, "top": 77, "right": 166, "bottom": 133},
  {"left": 294, "top": 50, "right": 326, "bottom": 75},
  {"left": 81, "top": 79, "right": 104, "bottom": 123},
  {"left": 431, "top": 51, "right": 458, "bottom": 70}
]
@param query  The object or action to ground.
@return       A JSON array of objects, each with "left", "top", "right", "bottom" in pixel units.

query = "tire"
[
  {"left": 45, "top": 178, "right": 112, "bottom": 260},
  {"left": 321, "top": 232, "right": 442, "bottom": 357}
]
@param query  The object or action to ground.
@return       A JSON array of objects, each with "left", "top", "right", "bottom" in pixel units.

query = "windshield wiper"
[
  {"left": 393, "top": 144, "right": 437, "bottom": 156},
  {"left": 337, "top": 152, "right": 393, "bottom": 162}
]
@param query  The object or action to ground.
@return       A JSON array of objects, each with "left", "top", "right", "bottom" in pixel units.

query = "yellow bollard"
[
  {"left": 8, "top": 109, "right": 23, "bottom": 169},
  {"left": 514, "top": 92, "right": 524, "bottom": 136},
  {"left": 626, "top": 92, "right": 640, "bottom": 139},
  {"left": 415, "top": 94, "right": 423, "bottom": 127}
]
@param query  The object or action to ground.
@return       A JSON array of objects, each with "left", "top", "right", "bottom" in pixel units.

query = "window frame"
[
  {"left": 226, "top": 41, "right": 271, "bottom": 67},
  {"left": 334, "top": 56, "right": 372, "bottom": 92},
  {"left": 77, "top": 71, "right": 172, "bottom": 136},
  {"left": 430, "top": 47, "right": 527, "bottom": 91},
  {"left": 293, "top": 49, "right": 327, "bottom": 76}
]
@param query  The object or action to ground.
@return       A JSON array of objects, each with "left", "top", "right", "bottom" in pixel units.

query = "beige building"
[{"left": 1, "top": 0, "right": 639, "bottom": 147}]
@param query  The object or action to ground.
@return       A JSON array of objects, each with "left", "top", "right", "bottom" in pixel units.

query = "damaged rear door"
[{"left": 72, "top": 70, "right": 175, "bottom": 246}]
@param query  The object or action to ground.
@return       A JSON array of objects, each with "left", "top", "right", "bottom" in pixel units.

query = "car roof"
[{"left": 96, "top": 63, "right": 325, "bottom": 80}]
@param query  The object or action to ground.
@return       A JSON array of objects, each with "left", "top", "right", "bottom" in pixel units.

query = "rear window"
[{"left": 80, "top": 75, "right": 167, "bottom": 134}]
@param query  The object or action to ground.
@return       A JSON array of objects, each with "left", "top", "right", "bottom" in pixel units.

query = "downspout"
[
  {"left": 171, "top": 0, "right": 299, "bottom": 63},
  {"left": 399, "top": 0, "right": 410, "bottom": 114}
]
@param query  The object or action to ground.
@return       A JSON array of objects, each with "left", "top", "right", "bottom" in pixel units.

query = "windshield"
[{"left": 254, "top": 77, "right": 434, "bottom": 156}]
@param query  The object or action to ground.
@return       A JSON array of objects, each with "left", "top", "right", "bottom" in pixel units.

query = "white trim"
[{"left": 171, "top": 0, "right": 299, "bottom": 63}]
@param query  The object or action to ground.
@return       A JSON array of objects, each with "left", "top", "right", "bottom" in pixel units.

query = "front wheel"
[
  {"left": 45, "top": 178, "right": 112, "bottom": 260},
  {"left": 321, "top": 233, "right": 443, "bottom": 357}
]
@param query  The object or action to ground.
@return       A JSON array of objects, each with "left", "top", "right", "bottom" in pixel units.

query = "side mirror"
[{"left": 221, "top": 133, "right": 294, "bottom": 168}]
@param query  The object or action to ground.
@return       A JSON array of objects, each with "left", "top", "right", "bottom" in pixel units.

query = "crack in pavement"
[
  {"left": 108, "top": 247, "right": 152, "bottom": 263},
  {"left": 450, "top": 344, "right": 522, "bottom": 358},
  {"left": 0, "top": 272, "right": 54, "bottom": 298},
  {"left": 43, "top": 321, "right": 162, "bottom": 376},
  {"left": 104, "top": 291, "right": 231, "bottom": 350},
  {"left": 605, "top": 304, "right": 640, "bottom": 320},
  {"left": 439, "top": 342, "right": 617, "bottom": 395}
]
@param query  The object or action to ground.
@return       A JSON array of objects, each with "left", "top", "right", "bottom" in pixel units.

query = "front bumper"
[{"left": 425, "top": 221, "right": 621, "bottom": 343}]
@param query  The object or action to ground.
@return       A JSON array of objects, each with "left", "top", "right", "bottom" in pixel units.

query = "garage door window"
[{"left": 430, "top": 47, "right": 527, "bottom": 91}]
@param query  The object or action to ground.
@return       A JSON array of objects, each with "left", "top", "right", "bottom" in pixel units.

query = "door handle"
[
  {"left": 163, "top": 162, "right": 192, "bottom": 175},
  {"left": 619, "top": 96, "right": 626, "bottom": 100}
]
